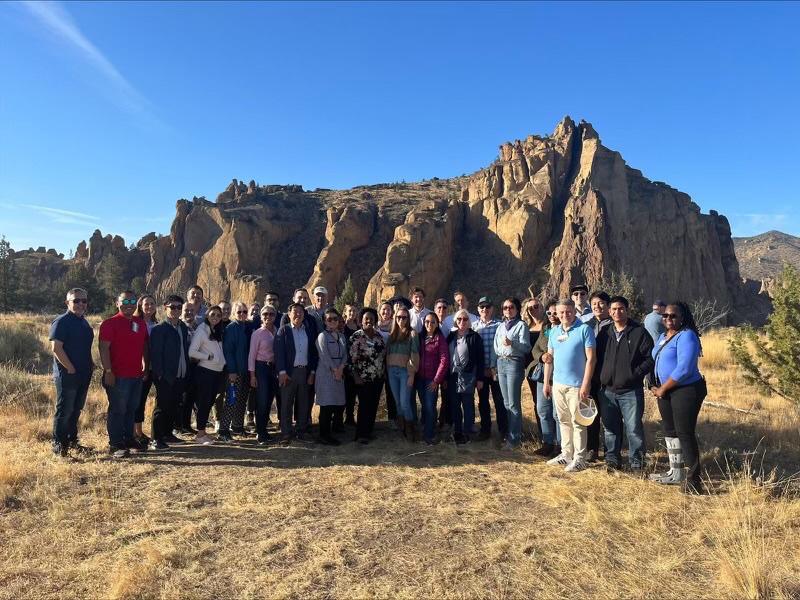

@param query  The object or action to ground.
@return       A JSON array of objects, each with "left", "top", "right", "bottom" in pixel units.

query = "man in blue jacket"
[
  {"left": 274, "top": 303, "right": 319, "bottom": 443},
  {"left": 149, "top": 295, "right": 191, "bottom": 450}
]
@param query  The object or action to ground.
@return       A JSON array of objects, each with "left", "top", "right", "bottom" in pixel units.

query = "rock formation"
[{"left": 13, "top": 117, "right": 761, "bottom": 321}]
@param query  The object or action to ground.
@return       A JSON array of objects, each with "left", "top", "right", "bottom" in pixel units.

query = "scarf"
[{"left": 504, "top": 316, "right": 520, "bottom": 331}]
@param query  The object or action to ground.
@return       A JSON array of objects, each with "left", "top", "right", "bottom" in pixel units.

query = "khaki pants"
[{"left": 553, "top": 383, "right": 587, "bottom": 461}]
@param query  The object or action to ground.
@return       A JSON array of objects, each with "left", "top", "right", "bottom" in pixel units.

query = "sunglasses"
[
  {"left": 546, "top": 311, "right": 557, "bottom": 316},
  {"left": 396, "top": 315, "right": 409, "bottom": 320},
  {"left": 167, "top": 304, "right": 182, "bottom": 310},
  {"left": 502, "top": 305, "right": 515, "bottom": 310},
  {"left": 456, "top": 317, "right": 470, "bottom": 322},
  {"left": 236, "top": 310, "right": 248, "bottom": 315},
  {"left": 662, "top": 313, "right": 680, "bottom": 319},
  {"left": 120, "top": 298, "right": 137, "bottom": 305},
  {"left": 70, "top": 298, "right": 88, "bottom": 304},
  {"left": 572, "top": 291, "right": 587, "bottom": 296}
]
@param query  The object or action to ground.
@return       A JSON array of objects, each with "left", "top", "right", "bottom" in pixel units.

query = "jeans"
[
  {"left": 105, "top": 376, "right": 143, "bottom": 449},
  {"left": 387, "top": 366, "right": 414, "bottom": 421},
  {"left": 496, "top": 358, "right": 524, "bottom": 446},
  {"left": 415, "top": 377, "right": 439, "bottom": 442},
  {"left": 536, "top": 381, "right": 560, "bottom": 445},
  {"left": 600, "top": 387, "right": 645, "bottom": 467},
  {"left": 448, "top": 374, "right": 476, "bottom": 437},
  {"left": 53, "top": 374, "right": 91, "bottom": 445},
  {"left": 254, "top": 361, "right": 276, "bottom": 437},
  {"left": 658, "top": 379, "right": 706, "bottom": 484},
  {"left": 478, "top": 374, "right": 507, "bottom": 437}
]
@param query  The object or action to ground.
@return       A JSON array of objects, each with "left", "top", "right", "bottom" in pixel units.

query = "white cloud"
[
  {"left": 21, "top": 203, "right": 99, "bottom": 226},
  {"left": 19, "top": 1, "right": 161, "bottom": 125}
]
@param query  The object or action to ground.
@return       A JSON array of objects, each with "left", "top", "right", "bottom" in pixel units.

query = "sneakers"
[
  {"left": 256, "top": 434, "right": 271, "bottom": 446},
  {"left": 475, "top": 431, "right": 491, "bottom": 442},
  {"left": 164, "top": 434, "right": 183, "bottom": 444},
  {"left": 127, "top": 438, "right": 146, "bottom": 454},
  {"left": 605, "top": 462, "right": 621, "bottom": 474},
  {"left": 109, "top": 446, "right": 129, "bottom": 458},
  {"left": 195, "top": 432, "right": 214, "bottom": 445},
  {"left": 149, "top": 439, "right": 169, "bottom": 451},
  {"left": 565, "top": 459, "right": 587, "bottom": 473},
  {"left": 217, "top": 432, "right": 233, "bottom": 443},
  {"left": 547, "top": 453, "right": 571, "bottom": 466},
  {"left": 585, "top": 449, "right": 599, "bottom": 463}
]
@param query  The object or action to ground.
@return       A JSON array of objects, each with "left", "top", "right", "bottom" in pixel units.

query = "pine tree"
[
  {"left": 334, "top": 274, "right": 357, "bottom": 313},
  {"left": 56, "top": 263, "right": 108, "bottom": 313},
  {"left": 729, "top": 264, "right": 800, "bottom": 405},
  {"left": 0, "top": 236, "right": 19, "bottom": 312},
  {"left": 96, "top": 253, "right": 127, "bottom": 305}
]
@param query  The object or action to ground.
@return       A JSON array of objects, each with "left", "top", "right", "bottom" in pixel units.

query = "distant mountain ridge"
[{"left": 733, "top": 230, "right": 800, "bottom": 282}]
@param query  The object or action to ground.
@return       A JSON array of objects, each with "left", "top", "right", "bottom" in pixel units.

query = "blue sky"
[{"left": 1, "top": 1, "right": 798, "bottom": 254}]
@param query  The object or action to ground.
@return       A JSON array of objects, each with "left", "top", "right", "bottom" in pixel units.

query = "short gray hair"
[
  {"left": 556, "top": 298, "right": 575, "bottom": 308},
  {"left": 66, "top": 287, "right": 87, "bottom": 300}
]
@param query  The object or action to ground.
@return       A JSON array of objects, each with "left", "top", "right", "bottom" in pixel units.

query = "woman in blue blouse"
[{"left": 648, "top": 301, "right": 707, "bottom": 493}]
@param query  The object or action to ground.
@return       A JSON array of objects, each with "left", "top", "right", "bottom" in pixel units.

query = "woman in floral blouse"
[{"left": 349, "top": 307, "right": 387, "bottom": 444}]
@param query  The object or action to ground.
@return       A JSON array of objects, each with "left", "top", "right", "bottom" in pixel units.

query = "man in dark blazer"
[
  {"left": 149, "top": 294, "right": 191, "bottom": 450},
  {"left": 274, "top": 302, "right": 319, "bottom": 443}
]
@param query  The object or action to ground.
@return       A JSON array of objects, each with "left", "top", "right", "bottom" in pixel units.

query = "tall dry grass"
[{"left": 0, "top": 318, "right": 798, "bottom": 599}]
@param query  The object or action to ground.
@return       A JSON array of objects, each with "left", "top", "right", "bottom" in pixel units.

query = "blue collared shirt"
[{"left": 472, "top": 317, "right": 500, "bottom": 369}]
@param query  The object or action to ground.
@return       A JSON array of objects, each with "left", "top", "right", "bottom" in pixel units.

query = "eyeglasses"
[
  {"left": 167, "top": 304, "right": 182, "bottom": 311},
  {"left": 120, "top": 298, "right": 137, "bottom": 305},
  {"left": 662, "top": 313, "right": 679, "bottom": 319},
  {"left": 456, "top": 317, "right": 470, "bottom": 322},
  {"left": 69, "top": 298, "right": 88, "bottom": 304}
]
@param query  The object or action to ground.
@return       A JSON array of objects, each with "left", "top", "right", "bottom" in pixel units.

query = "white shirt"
[
  {"left": 187, "top": 323, "right": 225, "bottom": 372},
  {"left": 291, "top": 324, "right": 309, "bottom": 367},
  {"left": 409, "top": 306, "right": 432, "bottom": 334}
]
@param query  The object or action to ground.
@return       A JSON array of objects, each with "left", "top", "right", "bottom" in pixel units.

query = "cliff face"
[{"left": 53, "top": 117, "right": 751, "bottom": 319}]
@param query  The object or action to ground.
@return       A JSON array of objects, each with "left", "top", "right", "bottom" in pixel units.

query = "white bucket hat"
[{"left": 574, "top": 397, "right": 598, "bottom": 426}]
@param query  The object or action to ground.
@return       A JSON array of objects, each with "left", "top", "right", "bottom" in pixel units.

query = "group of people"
[{"left": 48, "top": 281, "right": 708, "bottom": 493}]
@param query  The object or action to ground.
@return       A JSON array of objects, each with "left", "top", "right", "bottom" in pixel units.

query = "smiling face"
[
  {"left": 454, "top": 293, "right": 468, "bottom": 311},
  {"left": 525, "top": 299, "right": 543, "bottom": 321},
  {"left": 206, "top": 308, "right": 222, "bottom": 326},
  {"left": 379, "top": 303, "right": 393, "bottom": 323},
  {"left": 343, "top": 304, "right": 357, "bottom": 323},
  {"left": 66, "top": 290, "right": 88, "bottom": 317},
  {"left": 610, "top": 301, "right": 628, "bottom": 326},
  {"left": 546, "top": 303, "right": 560, "bottom": 325},
  {"left": 325, "top": 312, "right": 339, "bottom": 332},
  {"left": 423, "top": 315, "right": 438, "bottom": 335},
  {"left": 289, "top": 305, "right": 304, "bottom": 327},
  {"left": 454, "top": 311, "right": 471, "bottom": 333},
  {"left": 663, "top": 304, "right": 684, "bottom": 332},
  {"left": 591, "top": 297, "right": 609, "bottom": 320},
  {"left": 477, "top": 303, "right": 493, "bottom": 321},
  {"left": 557, "top": 303, "right": 576, "bottom": 327},
  {"left": 218, "top": 302, "right": 231, "bottom": 320},
  {"left": 141, "top": 296, "right": 156, "bottom": 318},
  {"left": 434, "top": 301, "right": 448, "bottom": 321},
  {"left": 293, "top": 290, "right": 310, "bottom": 307},
  {"left": 181, "top": 304, "right": 195, "bottom": 323},
  {"left": 260, "top": 308, "right": 276, "bottom": 328},
  {"left": 411, "top": 292, "right": 424, "bottom": 310},
  {"left": 233, "top": 302, "right": 248, "bottom": 323},
  {"left": 187, "top": 287, "right": 203, "bottom": 305},
  {"left": 313, "top": 291, "right": 327, "bottom": 310},
  {"left": 361, "top": 311, "right": 376, "bottom": 333},
  {"left": 118, "top": 292, "right": 137, "bottom": 318},
  {"left": 395, "top": 309, "right": 410, "bottom": 330}
]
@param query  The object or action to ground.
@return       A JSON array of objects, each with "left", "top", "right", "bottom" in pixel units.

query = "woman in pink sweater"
[{"left": 416, "top": 312, "right": 450, "bottom": 444}]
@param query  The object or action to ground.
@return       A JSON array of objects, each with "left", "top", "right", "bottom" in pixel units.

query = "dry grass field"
[{"left": 0, "top": 313, "right": 799, "bottom": 599}]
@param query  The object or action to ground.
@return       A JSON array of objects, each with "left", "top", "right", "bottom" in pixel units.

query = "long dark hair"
[{"left": 205, "top": 305, "right": 225, "bottom": 342}]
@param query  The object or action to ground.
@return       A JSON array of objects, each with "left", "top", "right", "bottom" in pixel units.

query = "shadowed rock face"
[{"left": 57, "top": 117, "right": 750, "bottom": 319}]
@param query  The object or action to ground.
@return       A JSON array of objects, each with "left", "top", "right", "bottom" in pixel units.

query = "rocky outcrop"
[{"left": 22, "top": 117, "right": 760, "bottom": 322}]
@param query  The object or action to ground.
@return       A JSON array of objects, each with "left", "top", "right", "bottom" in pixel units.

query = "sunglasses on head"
[{"left": 120, "top": 298, "right": 137, "bottom": 305}]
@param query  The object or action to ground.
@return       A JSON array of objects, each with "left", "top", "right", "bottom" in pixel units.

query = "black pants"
[
  {"left": 658, "top": 379, "right": 706, "bottom": 484},
  {"left": 152, "top": 377, "right": 186, "bottom": 440},
  {"left": 479, "top": 375, "right": 508, "bottom": 436},
  {"left": 280, "top": 367, "right": 310, "bottom": 436},
  {"left": 587, "top": 383, "right": 604, "bottom": 453},
  {"left": 345, "top": 373, "right": 357, "bottom": 422},
  {"left": 525, "top": 378, "right": 543, "bottom": 439},
  {"left": 195, "top": 367, "right": 224, "bottom": 432},
  {"left": 437, "top": 385, "right": 451, "bottom": 426},
  {"left": 179, "top": 369, "right": 195, "bottom": 429},
  {"left": 319, "top": 405, "right": 338, "bottom": 439},
  {"left": 356, "top": 380, "right": 383, "bottom": 440},
  {"left": 136, "top": 375, "right": 152, "bottom": 424}
]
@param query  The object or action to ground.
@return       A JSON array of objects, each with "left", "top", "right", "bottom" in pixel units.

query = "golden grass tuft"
[{"left": 0, "top": 316, "right": 798, "bottom": 599}]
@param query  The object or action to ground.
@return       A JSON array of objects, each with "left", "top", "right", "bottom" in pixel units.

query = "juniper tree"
[{"left": 729, "top": 264, "right": 800, "bottom": 406}]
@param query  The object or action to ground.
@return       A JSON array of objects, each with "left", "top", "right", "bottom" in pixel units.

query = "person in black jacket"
[
  {"left": 149, "top": 295, "right": 191, "bottom": 450},
  {"left": 596, "top": 296, "right": 654, "bottom": 473},
  {"left": 446, "top": 309, "right": 485, "bottom": 445}
]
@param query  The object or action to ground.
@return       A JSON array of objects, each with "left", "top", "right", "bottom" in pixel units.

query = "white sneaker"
[
  {"left": 547, "top": 453, "right": 571, "bottom": 466},
  {"left": 565, "top": 459, "right": 587, "bottom": 473}
]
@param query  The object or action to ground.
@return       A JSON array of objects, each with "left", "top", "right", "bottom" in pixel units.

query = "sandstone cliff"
[{"left": 23, "top": 117, "right": 757, "bottom": 320}]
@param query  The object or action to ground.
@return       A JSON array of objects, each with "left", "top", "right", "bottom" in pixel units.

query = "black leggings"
[
  {"left": 195, "top": 367, "right": 224, "bottom": 432},
  {"left": 136, "top": 375, "right": 152, "bottom": 424},
  {"left": 319, "top": 405, "right": 337, "bottom": 439},
  {"left": 657, "top": 379, "right": 706, "bottom": 483},
  {"left": 356, "top": 380, "right": 383, "bottom": 440}
]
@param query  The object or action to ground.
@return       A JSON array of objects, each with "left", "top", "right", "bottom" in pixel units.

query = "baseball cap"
[
  {"left": 313, "top": 286, "right": 328, "bottom": 296},
  {"left": 477, "top": 296, "right": 493, "bottom": 307}
]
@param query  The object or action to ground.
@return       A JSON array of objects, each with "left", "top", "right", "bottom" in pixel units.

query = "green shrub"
[{"left": 0, "top": 321, "right": 47, "bottom": 367}]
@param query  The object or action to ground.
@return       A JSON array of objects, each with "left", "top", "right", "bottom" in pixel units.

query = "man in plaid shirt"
[{"left": 472, "top": 296, "right": 508, "bottom": 441}]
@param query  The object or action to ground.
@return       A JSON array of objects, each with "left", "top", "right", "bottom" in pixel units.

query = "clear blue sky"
[{"left": 1, "top": 1, "right": 798, "bottom": 254}]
